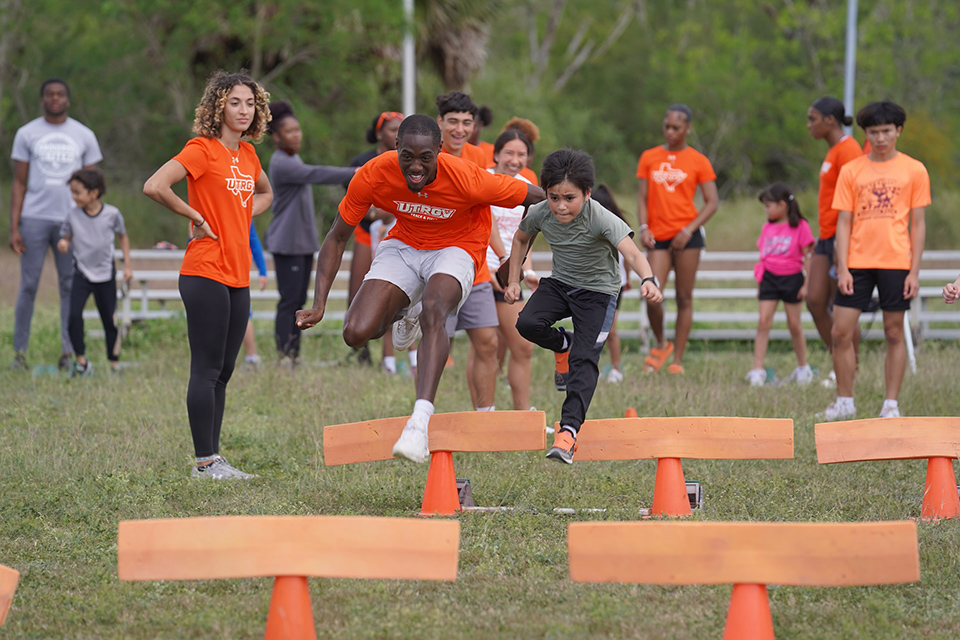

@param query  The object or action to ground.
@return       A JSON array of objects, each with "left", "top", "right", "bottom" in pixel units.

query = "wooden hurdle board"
[
  {"left": 569, "top": 521, "right": 919, "bottom": 639},
  {"left": 0, "top": 564, "right": 18, "bottom": 626},
  {"left": 816, "top": 416, "right": 960, "bottom": 519}
]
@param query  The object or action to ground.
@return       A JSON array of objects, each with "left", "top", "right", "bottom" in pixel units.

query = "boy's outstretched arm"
[
  {"left": 504, "top": 228, "right": 534, "bottom": 304},
  {"left": 618, "top": 236, "right": 663, "bottom": 304}
]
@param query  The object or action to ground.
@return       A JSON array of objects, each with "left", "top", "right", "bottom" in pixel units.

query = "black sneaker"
[
  {"left": 9, "top": 354, "right": 27, "bottom": 372},
  {"left": 57, "top": 354, "right": 73, "bottom": 371}
]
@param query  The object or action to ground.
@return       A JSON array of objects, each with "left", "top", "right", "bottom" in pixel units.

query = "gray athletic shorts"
[
  {"left": 445, "top": 281, "right": 498, "bottom": 336},
  {"left": 364, "top": 238, "right": 475, "bottom": 314}
]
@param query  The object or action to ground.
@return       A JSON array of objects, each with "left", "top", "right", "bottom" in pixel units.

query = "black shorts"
[
  {"left": 813, "top": 237, "right": 836, "bottom": 268},
  {"left": 835, "top": 269, "right": 910, "bottom": 312},
  {"left": 616, "top": 287, "right": 624, "bottom": 309},
  {"left": 758, "top": 271, "right": 804, "bottom": 304},
  {"left": 653, "top": 227, "right": 705, "bottom": 251},
  {"left": 493, "top": 289, "right": 523, "bottom": 303}
]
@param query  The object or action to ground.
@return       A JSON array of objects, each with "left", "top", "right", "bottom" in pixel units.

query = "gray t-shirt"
[
  {"left": 265, "top": 151, "right": 356, "bottom": 255},
  {"left": 11, "top": 117, "right": 103, "bottom": 222},
  {"left": 519, "top": 197, "right": 633, "bottom": 296},
  {"left": 60, "top": 203, "right": 125, "bottom": 283}
]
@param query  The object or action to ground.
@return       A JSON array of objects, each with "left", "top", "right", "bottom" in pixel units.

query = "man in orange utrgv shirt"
[
  {"left": 820, "top": 101, "right": 930, "bottom": 421},
  {"left": 296, "top": 115, "right": 544, "bottom": 462}
]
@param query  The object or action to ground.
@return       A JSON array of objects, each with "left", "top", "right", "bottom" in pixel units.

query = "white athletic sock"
[
  {"left": 408, "top": 350, "right": 418, "bottom": 368},
  {"left": 837, "top": 396, "right": 855, "bottom": 409},
  {"left": 560, "top": 425, "right": 578, "bottom": 439},
  {"left": 383, "top": 356, "right": 397, "bottom": 373},
  {"left": 475, "top": 406, "right": 495, "bottom": 411},
  {"left": 411, "top": 399, "right": 434, "bottom": 425},
  {"left": 882, "top": 399, "right": 899, "bottom": 409}
]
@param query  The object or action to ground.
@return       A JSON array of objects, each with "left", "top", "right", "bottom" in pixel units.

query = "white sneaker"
[
  {"left": 880, "top": 403, "right": 901, "bottom": 418},
  {"left": 788, "top": 364, "right": 814, "bottom": 386},
  {"left": 392, "top": 302, "right": 422, "bottom": 351},
  {"left": 606, "top": 368, "right": 624, "bottom": 383},
  {"left": 821, "top": 369, "right": 837, "bottom": 389},
  {"left": 745, "top": 368, "right": 767, "bottom": 387},
  {"left": 818, "top": 400, "right": 857, "bottom": 422},
  {"left": 392, "top": 415, "right": 430, "bottom": 463}
]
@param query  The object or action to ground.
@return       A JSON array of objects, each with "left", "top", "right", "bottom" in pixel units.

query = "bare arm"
[
  {"left": 637, "top": 178, "right": 654, "bottom": 249},
  {"left": 943, "top": 273, "right": 960, "bottom": 304},
  {"left": 143, "top": 160, "right": 217, "bottom": 241},
  {"left": 503, "top": 228, "right": 534, "bottom": 304},
  {"left": 835, "top": 209, "right": 853, "bottom": 295},
  {"left": 295, "top": 215, "right": 356, "bottom": 328},
  {"left": 798, "top": 242, "right": 815, "bottom": 301},
  {"left": 522, "top": 184, "right": 546, "bottom": 208},
  {"left": 251, "top": 170, "right": 273, "bottom": 218},
  {"left": 905, "top": 207, "right": 926, "bottom": 300},
  {"left": 9, "top": 161, "right": 28, "bottom": 255},
  {"left": 670, "top": 179, "right": 719, "bottom": 251},
  {"left": 119, "top": 233, "right": 133, "bottom": 282},
  {"left": 618, "top": 236, "right": 662, "bottom": 303}
]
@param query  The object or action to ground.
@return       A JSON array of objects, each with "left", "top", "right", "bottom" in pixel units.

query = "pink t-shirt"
[{"left": 756, "top": 219, "right": 815, "bottom": 279}]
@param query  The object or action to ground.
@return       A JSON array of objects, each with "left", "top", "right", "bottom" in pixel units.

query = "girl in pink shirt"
[{"left": 746, "top": 183, "right": 815, "bottom": 386}]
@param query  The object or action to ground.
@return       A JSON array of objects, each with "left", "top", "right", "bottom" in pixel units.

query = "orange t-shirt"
[
  {"left": 477, "top": 140, "right": 495, "bottom": 166},
  {"left": 817, "top": 135, "right": 865, "bottom": 240},
  {"left": 636, "top": 146, "right": 716, "bottom": 240},
  {"left": 832, "top": 152, "right": 931, "bottom": 270},
  {"left": 443, "top": 143, "right": 498, "bottom": 283},
  {"left": 175, "top": 137, "right": 262, "bottom": 287},
  {"left": 339, "top": 152, "right": 528, "bottom": 278}
]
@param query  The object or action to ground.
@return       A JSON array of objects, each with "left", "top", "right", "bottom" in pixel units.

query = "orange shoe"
[
  {"left": 445, "top": 355, "right": 455, "bottom": 369},
  {"left": 643, "top": 341, "right": 674, "bottom": 373},
  {"left": 546, "top": 429, "right": 578, "bottom": 464},
  {"left": 667, "top": 363, "right": 685, "bottom": 375}
]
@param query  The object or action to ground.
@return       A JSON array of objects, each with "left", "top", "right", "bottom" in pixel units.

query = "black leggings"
[
  {"left": 179, "top": 275, "right": 250, "bottom": 458},
  {"left": 68, "top": 269, "right": 119, "bottom": 361},
  {"left": 273, "top": 253, "right": 314, "bottom": 357}
]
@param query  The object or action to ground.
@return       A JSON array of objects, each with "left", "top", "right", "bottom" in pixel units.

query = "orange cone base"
[
  {"left": 264, "top": 576, "right": 316, "bottom": 640},
  {"left": 921, "top": 457, "right": 960, "bottom": 520},
  {"left": 420, "top": 451, "right": 461, "bottom": 517},
  {"left": 723, "top": 583, "right": 774, "bottom": 640},
  {"left": 625, "top": 407, "right": 638, "bottom": 418},
  {"left": 651, "top": 457, "right": 692, "bottom": 517}
]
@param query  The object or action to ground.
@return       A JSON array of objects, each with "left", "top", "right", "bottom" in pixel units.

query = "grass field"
[{"left": 3, "top": 302, "right": 960, "bottom": 639}]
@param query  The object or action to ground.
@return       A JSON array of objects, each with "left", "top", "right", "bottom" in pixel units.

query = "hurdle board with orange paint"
[
  {"left": 815, "top": 416, "right": 960, "bottom": 519},
  {"left": 0, "top": 564, "right": 18, "bottom": 627},
  {"left": 324, "top": 410, "right": 546, "bottom": 516},
  {"left": 569, "top": 520, "right": 919, "bottom": 639},
  {"left": 571, "top": 416, "right": 794, "bottom": 516},
  {"left": 118, "top": 516, "right": 459, "bottom": 640}
]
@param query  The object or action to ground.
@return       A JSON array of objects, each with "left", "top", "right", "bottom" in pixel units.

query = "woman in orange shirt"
[
  {"left": 805, "top": 96, "right": 864, "bottom": 376},
  {"left": 144, "top": 71, "right": 273, "bottom": 480},
  {"left": 636, "top": 104, "right": 719, "bottom": 375}
]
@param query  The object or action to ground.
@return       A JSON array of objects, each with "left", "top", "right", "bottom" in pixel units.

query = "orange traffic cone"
[
  {"left": 723, "top": 583, "right": 775, "bottom": 640},
  {"left": 650, "top": 457, "right": 692, "bottom": 517},
  {"left": 625, "top": 407, "right": 638, "bottom": 418},
  {"left": 420, "top": 451, "right": 461, "bottom": 517},
  {"left": 921, "top": 456, "right": 960, "bottom": 520},
  {"left": 264, "top": 576, "right": 316, "bottom": 640}
]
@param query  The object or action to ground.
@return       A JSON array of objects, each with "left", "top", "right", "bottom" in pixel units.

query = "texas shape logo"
[
  {"left": 225, "top": 165, "right": 255, "bottom": 207},
  {"left": 652, "top": 162, "right": 688, "bottom": 192}
]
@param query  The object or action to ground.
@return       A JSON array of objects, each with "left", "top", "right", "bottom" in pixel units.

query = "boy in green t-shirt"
[{"left": 504, "top": 149, "right": 663, "bottom": 464}]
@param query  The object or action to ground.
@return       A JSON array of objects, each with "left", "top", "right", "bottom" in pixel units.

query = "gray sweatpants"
[{"left": 14, "top": 217, "right": 74, "bottom": 354}]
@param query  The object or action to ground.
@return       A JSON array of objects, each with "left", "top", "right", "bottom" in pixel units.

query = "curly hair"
[{"left": 192, "top": 70, "right": 271, "bottom": 142}]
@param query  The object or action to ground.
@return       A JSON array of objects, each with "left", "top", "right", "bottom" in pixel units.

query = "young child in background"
[
  {"left": 504, "top": 149, "right": 663, "bottom": 464},
  {"left": 590, "top": 184, "right": 628, "bottom": 384},
  {"left": 745, "top": 183, "right": 815, "bottom": 386},
  {"left": 58, "top": 168, "right": 132, "bottom": 376}
]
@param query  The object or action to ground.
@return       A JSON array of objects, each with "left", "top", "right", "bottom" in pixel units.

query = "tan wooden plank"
[
  {"left": 324, "top": 411, "right": 546, "bottom": 466},
  {"left": 0, "top": 565, "right": 19, "bottom": 627},
  {"left": 118, "top": 516, "right": 459, "bottom": 582},
  {"left": 569, "top": 521, "right": 918, "bottom": 587},
  {"left": 816, "top": 417, "right": 960, "bottom": 463},
  {"left": 573, "top": 417, "right": 794, "bottom": 461}
]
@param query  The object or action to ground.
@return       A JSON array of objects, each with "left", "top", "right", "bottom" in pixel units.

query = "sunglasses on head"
[{"left": 377, "top": 111, "right": 404, "bottom": 131}]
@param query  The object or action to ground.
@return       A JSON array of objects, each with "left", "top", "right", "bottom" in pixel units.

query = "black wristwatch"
[{"left": 640, "top": 276, "right": 660, "bottom": 289}]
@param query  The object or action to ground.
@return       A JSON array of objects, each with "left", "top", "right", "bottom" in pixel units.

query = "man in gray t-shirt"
[{"left": 8, "top": 78, "right": 102, "bottom": 371}]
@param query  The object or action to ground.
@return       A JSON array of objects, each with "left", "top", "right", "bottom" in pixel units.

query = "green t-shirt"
[{"left": 519, "top": 198, "right": 633, "bottom": 296}]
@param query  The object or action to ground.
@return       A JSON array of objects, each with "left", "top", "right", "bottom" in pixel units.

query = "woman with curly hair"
[{"left": 144, "top": 70, "right": 273, "bottom": 480}]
